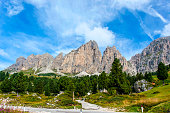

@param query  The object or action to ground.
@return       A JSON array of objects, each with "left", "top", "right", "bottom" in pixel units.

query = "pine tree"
[
  {"left": 33, "top": 78, "right": 44, "bottom": 94},
  {"left": 136, "top": 73, "right": 144, "bottom": 80},
  {"left": 0, "top": 71, "right": 6, "bottom": 81},
  {"left": 98, "top": 71, "right": 108, "bottom": 91},
  {"left": 5, "top": 72, "right": 9, "bottom": 79},
  {"left": 109, "top": 58, "right": 131, "bottom": 94},
  {"left": 90, "top": 75, "right": 98, "bottom": 94},
  {"left": 144, "top": 72, "right": 153, "bottom": 82},
  {"left": 44, "top": 82, "right": 50, "bottom": 96},
  {"left": 27, "top": 81, "right": 34, "bottom": 92},
  {"left": 0, "top": 78, "right": 12, "bottom": 92},
  {"left": 157, "top": 62, "right": 168, "bottom": 85},
  {"left": 11, "top": 72, "right": 28, "bottom": 93}
]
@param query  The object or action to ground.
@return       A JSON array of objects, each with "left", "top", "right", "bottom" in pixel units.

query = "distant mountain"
[
  {"left": 129, "top": 36, "right": 170, "bottom": 73},
  {"left": 7, "top": 36, "right": 170, "bottom": 75}
]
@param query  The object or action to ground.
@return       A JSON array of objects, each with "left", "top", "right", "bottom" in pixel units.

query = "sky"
[{"left": 0, "top": 0, "right": 170, "bottom": 70}]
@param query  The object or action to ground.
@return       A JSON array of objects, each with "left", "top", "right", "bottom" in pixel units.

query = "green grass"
[
  {"left": 21, "top": 68, "right": 35, "bottom": 75},
  {"left": 0, "top": 92, "right": 81, "bottom": 109},
  {"left": 85, "top": 73, "right": 170, "bottom": 112},
  {"left": 148, "top": 101, "right": 170, "bottom": 113}
]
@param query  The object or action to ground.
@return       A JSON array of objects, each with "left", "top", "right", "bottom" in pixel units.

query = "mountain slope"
[
  {"left": 6, "top": 36, "right": 170, "bottom": 75},
  {"left": 129, "top": 36, "right": 170, "bottom": 73}
]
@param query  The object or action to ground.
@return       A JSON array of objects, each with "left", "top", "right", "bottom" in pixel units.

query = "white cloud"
[
  {"left": 6, "top": 0, "right": 167, "bottom": 60},
  {"left": 6, "top": 0, "right": 24, "bottom": 16},
  {"left": 140, "top": 20, "right": 154, "bottom": 40},
  {"left": 145, "top": 6, "right": 168, "bottom": 23},
  {"left": 25, "top": 0, "right": 48, "bottom": 8},
  {"left": 154, "top": 30, "right": 161, "bottom": 35},
  {"left": 133, "top": 12, "right": 154, "bottom": 40},
  {"left": 161, "top": 23, "right": 170, "bottom": 37},
  {"left": 24, "top": 0, "right": 159, "bottom": 47},
  {"left": 52, "top": 48, "right": 76, "bottom": 57},
  {"left": 0, "top": 61, "right": 11, "bottom": 71},
  {"left": 115, "top": 38, "right": 150, "bottom": 60},
  {"left": 0, "top": 49, "right": 9, "bottom": 57},
  {"left": 114, "top": 0, "right": 151, "bottom": 11},
  {"left": 75, "top": 23, "right": 115, "bottom": 47},
  {"left": 115, "top": 0, "right": 167, "bottom": 23}
]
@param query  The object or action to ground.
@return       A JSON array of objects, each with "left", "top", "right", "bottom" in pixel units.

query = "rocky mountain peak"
[
  {"left": 129, "top": 36, "right": 170, "bottom": 73},
  {"left": 16, "top": 56, "right": 26, "bottom": 63},
  {"left": 101, "top": 45, "right": 130, "bottom": 73},
  {"left": 6, "top": 36, "right": 170, "bottom": 75},
  {"left": 60, "top": 40, "right": 102, "bottom": 74}
]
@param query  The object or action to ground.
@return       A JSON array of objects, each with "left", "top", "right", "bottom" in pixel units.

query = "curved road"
[
  {"left": 1, "top": 100, "right": 116, "bottom": 113},
  {"left": 3, "top": 106, "right": 116, "bottom": 113}
]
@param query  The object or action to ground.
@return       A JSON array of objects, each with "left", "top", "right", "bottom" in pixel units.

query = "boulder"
[{"left": 134, "top": 79, "right": 153, "bottom": 93}]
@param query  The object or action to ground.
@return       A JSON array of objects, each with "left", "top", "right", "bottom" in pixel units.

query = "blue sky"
[{"left": 0, "top": 0, "right": 170, "bottom": 70}]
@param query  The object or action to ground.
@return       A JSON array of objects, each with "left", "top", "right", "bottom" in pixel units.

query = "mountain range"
[{"left": 7, "top": 36, "right": 170, "bottom": 75}]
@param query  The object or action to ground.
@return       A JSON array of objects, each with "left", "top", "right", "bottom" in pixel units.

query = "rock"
[
  {"left": 6, "top": 36, "right": 170, "bottom": 75},
  {"left": 101, "top": 46, "right": 136, "bottom": 74},
  {"left": 134, "top": 79, "right": 153, "bottom": 93},
  {"left": 130, "top": 36, "right": 170, "bottom": 73},
  {"left": 52, "top": 52, "right": 63, "bottom": 71},
  {"left": 60, "top": 40, "right": 102, "bottom": 74},
  {"left": 7, "top": 56, "right": 26, "bottom": 71},
  {"left": 75, "top": 71, "right": 90, "bottom": 77}
]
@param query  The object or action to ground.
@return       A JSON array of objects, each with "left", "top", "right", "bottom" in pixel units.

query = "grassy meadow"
[
  {"left": 0, "top": 92, "right": 81, "bottom": 109},
  {"left": 85, "top": 73, "right": 170, "bottom": 112}
]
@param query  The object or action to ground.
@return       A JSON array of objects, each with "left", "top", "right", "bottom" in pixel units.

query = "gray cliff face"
[
  {"left": 129, "top": 36, "right": 170, "bottom": 73},
  {"left": 8, "top": 56, "right": 26, "bottom": 71},
  {"left": 101, "top": 46, "right": 136, "bottom": 75},
  {"left": 52, "top": 52, "right": 63, "bottom": 70},
  {"left": 6, "top": 36, "right": 170, "bottom": 75},
  {"left": 60, "top": 40, "right": 102, "bottom": 74},
  {"left": 101, "top": 46, "right": 127, "bottom": 73}
]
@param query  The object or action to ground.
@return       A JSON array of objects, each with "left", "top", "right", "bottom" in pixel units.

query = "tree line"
[{"left": 0, "top": 58, "right": 168, "bottom": 96}]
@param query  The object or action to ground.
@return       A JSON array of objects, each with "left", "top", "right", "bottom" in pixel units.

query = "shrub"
[
  {"left": 108, "top": 87, "right": 116, "bottom": 95},
  {"left": 25, "top": 96, "right": 41, "bottom": 102}
]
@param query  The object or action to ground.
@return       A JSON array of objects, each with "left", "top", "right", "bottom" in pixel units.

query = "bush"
[
  {"left": 25, "top": 96, "right": 41, "bottom": 102},
  {"left": 108, "top": 87, "right": 116, "bottom": 95},
  {"left": 60, "top": 99, "right": 74, "bottom": 106}
]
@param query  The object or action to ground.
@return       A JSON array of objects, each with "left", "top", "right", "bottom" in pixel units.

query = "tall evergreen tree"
[
  {"left": 11, "top": 72, "right": 28, "bottom": 93},
  {"left": 33, "top": 78, "right": 44, "bottom": 94},
  {"left": 44, "top": 82, "right": 50, "bottom": 96},
  {"left": 157, "top": 62, "right": 168, "bottom": 85},
  {"left": 136, "top": 73, "right": 144, "bottom": 80},
  {"left": 90, "top": 75, "right": 98, "bottom": 94},
  {"left": 98, "top": 71, "right": 108, "bottom": 91},
  {"left": 0, "top": 71, "right": 6, "bottom": 81},
  {"left": 27, "top": 81, "right": 34, "bottom": 92},
  {"left": 0, "top": 78, "right": 12, "bottom": 92},
  {"left": 144, "top": 72, "right": 153, "bottom": 82},
  {"left": 109, "top": 58, "right": 131, "bottom": 94},
  {"left": 5, "top": 72, "right": 9, "bottom": 79},
  {"left": 126, "top": 74, "right": 137, "bottom": 86}
]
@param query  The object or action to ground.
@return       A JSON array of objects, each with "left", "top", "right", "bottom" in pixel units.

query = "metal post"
[
  {"left": 141, "top": 105, "right": 143, "bottom": 113},
  {"left": 73, "top": 91, "right": 74, "bottom": 101}
]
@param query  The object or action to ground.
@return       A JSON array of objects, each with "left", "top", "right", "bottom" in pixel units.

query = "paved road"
[
  {"left": 76, "top": 100, "right": 100, "bottom": 110},
  {"left": 1, "top": 106, "right": 116, "bottom": 113},
  {"left": 0, "top": 100, "right": 116, "bottom": 113}
]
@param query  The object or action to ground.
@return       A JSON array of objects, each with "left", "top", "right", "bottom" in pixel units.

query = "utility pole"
[{"left": 73, "top": 91, "right": 74, "bottom": 101}]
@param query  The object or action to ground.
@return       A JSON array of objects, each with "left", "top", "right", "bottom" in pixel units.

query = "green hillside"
[{"left": 85, "top": 73, "right": 170, "bottom": 112}]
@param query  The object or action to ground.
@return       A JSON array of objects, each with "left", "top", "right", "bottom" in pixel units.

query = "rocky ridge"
[
  {"left": 7, "top": 36, "right": 170, "bottom": 75},
  {"left": 129, "top": 36, "right": 170, "bottom": 73}
]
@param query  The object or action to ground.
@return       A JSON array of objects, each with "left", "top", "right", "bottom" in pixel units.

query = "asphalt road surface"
[{"left": 4, "top": 106, "right": 116, "bottom": 113}]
